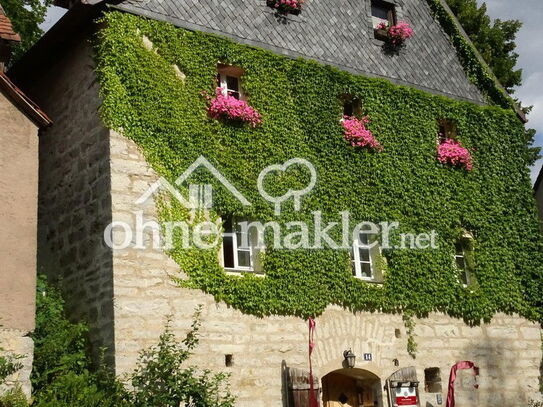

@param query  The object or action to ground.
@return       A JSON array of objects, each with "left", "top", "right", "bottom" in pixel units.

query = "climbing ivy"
[{"left": 95, "top": 12, "right": 543, "bottom": 324}]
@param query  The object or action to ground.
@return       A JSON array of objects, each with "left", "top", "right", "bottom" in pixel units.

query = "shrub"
[{"left": 128, "top": 309, "right": 235, "bottom": 407}]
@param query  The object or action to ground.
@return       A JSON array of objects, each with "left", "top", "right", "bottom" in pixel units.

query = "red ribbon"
[
  {"left": 446, "top": 361, "right": 479, "bottom": 407},
  {"left": 308, "top": 317, "right": 319, "bottom": 407}
]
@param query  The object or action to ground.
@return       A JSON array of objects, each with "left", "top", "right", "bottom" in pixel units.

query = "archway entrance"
[{"left": 322, "top": 368, "right": 383, "bottom": 407}]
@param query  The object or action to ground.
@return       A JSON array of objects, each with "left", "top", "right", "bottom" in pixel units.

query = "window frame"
[
  {"left": 351, "top": 233, "right": 380, "bottom": 281},
  {"left": 371, "top": 0, "right": 397, "bottom": 40},
  {"left": 221, "top": 217, "right": 262, "bottom": 273},
  {"left": 217, "top": 65, "right": 245, "bottom": 100},
  {"left": 454, "top": 235, "right": 473, "bottom": 286}
]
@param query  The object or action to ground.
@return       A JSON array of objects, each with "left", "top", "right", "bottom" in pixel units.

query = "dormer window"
[
  {"left": 372, "top": 0, "right": 396, "bottom": 39},
  {"left": 222, "top": 217, "right": 261, "bottom": 273},
  {"left": 217, "top": 64, "right": 245, "bottom": 100},
  {"left": 351, "top": 233, "right": 383, "bottom": 282},
  {"left": 438, "top": 119, "right": 457, "bottom": 144}
]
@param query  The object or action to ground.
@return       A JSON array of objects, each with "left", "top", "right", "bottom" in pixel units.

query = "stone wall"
[
  {"left": 0, "top": 82, "right": 39, "bottom": 397},
  {"left": 22, "top": 36, "right": 116, "bottom": 363},
  {"left": 110, "top": 130, "right": 542, "bottom": 407},
  {"left": 0, "top": 330, "right": 34, "bottom": 397}
]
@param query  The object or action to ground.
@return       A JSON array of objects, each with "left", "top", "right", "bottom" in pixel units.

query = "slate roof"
[
  {"left": 0, "top": 5, "right": 21, "bottom": 42},
  {"left": 114, "top": 0, "right": 485, "bottom": 104}
]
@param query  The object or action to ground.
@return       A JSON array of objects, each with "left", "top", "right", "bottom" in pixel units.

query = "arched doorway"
[{"left": 322, "top": 368, "right": 383, "bottom": 407}]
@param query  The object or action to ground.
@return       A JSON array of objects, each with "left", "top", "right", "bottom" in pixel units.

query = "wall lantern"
[{"left": 343, "top": 349, "right": 356, "bottom": 368}]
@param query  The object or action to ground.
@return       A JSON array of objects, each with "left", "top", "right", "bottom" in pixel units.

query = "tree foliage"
[
  {"left": 0, "top": 0, "right": 52, "bottom": 61},
  {"left": 445, "top": 0, "right": 522, "bottom": 93}
]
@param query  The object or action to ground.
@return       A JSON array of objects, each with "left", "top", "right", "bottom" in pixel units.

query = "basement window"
[
  {"left": 217, "top": 64, "right": 245, "bottom": 100},
  {"left": 222, "top": 217, "right": 261, "bottom": 273},
  {"left": 424, "top": 368, "right": 442, "bottom": 393},
  {"left": 438, "top": 119, "right": 457, "bottom": 144},
  {"left": 372, "top": 0, "right": 396, "bottom": 40}
]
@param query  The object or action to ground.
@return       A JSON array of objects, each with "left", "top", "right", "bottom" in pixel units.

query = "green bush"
[
  {"left": 25, "top": 276, "right": 234, "bottom": 407},
  {"left": 128, "top": 309, "right": 234, "bottom": 407},
  {"left": 0, "top": 386, "right": 28, "bottom": 407}
]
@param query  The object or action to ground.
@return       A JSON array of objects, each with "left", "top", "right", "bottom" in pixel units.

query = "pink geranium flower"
[
  {"left": 377, "top": 21, "right": 414, "bottom": 47},
  {"left": 267, "top": 0, "right": 304, "bottom": 13},
  {"left": 207, "top": 88, "right": 262, "bottom": 127},
  {"left": 437, "top": 138, "right": 473, "bottom": 171},
  {"left": 342, "top": 116, "right": 383, "bottom": 151}
]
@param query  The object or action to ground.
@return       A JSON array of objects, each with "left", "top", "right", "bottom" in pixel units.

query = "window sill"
[{"left": 225, "top": 268, "right": 265, "bottom": 277}]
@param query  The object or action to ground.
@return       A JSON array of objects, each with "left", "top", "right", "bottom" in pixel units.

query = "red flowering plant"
[
  {"left": 376, "top": 21, "right": 414, "bottom": 48},
  {"left": 207, "top": 88, "right": 262, "bottom": 127},
  {"left": 437, "top": 138, "right": 473, "bottom": 171},
  {"left": 267, "top": 0, "right": 304, "bottom": 14},
  {"left": 342, "top": 116, "right": 383, "bottom": 151}
]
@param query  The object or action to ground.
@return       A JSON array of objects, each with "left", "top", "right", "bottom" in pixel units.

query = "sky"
[{"left": 40, "top": 2, "right": 543, "bottom": 183}]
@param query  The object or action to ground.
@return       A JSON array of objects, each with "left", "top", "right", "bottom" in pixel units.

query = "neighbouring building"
[
  {"left": 0, "top": 4, "right": 51, "bottom": 397},
  {"left": 8, "top": 0, "right": 542, "bottom": 406}
]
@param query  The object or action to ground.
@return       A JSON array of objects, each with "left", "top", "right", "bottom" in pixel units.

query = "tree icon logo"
[{"left": 257, "top": 158, "right": 317, "bottom": 216}]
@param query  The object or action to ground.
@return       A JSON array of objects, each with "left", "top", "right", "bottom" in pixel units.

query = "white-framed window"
[
  {"left": 351, "top": 233, "right": 381, "bottom": 281},
  {"left": 454, "top": 239, "right": 470, "bottom": 286},
  {"left": 222, "top": 217, "right": 260, "bottom": 272},
  {"left": 217, "top": 65, "right": 245, "bottom": 100}
]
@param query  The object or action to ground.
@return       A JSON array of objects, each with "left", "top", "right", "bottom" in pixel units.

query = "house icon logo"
[{"left": 136, "top": 156, "right": 251, "bottom": 209}]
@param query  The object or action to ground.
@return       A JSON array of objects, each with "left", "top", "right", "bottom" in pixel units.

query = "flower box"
[
  {"left": 207, "top": 88, "right": 262, "bottom": 127},
  {"left": 437, "top": 139, "right": 472, "bottom": 171},
  {"left": 267, "top": 0, "right": 304, "bottom": 15},
  {"left": 342, "top": 116, "right": 383, "bottom": 151}
]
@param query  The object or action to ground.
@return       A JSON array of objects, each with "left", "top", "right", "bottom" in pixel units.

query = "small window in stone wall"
[
  {"left": 424, "top": 367, "right": 442, "bottom": 393},
  {"left": 372, "top": 0, "right": 396, "bottom": 40},
  {"left": 437, "top": 119, "right": 457, "bottom": 144}
]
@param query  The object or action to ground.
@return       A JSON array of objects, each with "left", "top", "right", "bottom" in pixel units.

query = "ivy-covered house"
[{"left": 9, "top": 0, "right": 542, "bottom": 405}]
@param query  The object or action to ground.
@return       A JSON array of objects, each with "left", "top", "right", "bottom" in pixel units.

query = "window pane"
[
  {"left": 223, "top": 217, "right": 233, "bottom": 233},
  {"left": 455, "top": 241, "right": 464, "bottom": 256},
  {"left": 371, "top": 4, "right": 389, "bottom": 20},
  {"left": 459, "top": 270, "right": 469, "bottom": 286},
  {"left": 361, "top": 263, "right": 372, "bottom": 278},
  {"left": 226, "top": 76, "right": 239, "bottom": 92},
  {"left": 359, "top": 247, "right": 370, "bottom": 262},
  {"left": 237, "top": 250, "right": 252, "bottom": 268},
  {"left": 358, "top": 233, "right": 369, "bottom": 246},
  {"left": 344, "top": 102, "right": 354, "bottom": 117},
  {"left": 223, "top": 235, "right": 234, "bottom": 268},
  {"left": 455, "top": 255, "right": 466, "bottom": 271}
]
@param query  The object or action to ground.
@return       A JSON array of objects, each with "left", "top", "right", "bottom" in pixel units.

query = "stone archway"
[{"left": 321, "top": 368, "right": 384, "bottom": 407}]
